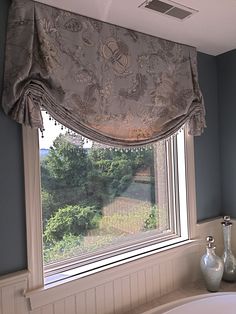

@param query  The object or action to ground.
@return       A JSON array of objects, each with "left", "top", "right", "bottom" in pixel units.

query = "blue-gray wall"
[
  {"left": 0, "top": 0, "right": 27, "bottom": 275},
  {"left": 0, "top": 0, "right": 223, "bottom": 275},
  {"left": 217, "top": 50, "right": 236, "bottom": 218},
  {"left": 195, "top": 53, "right": 222, "bottom": 221}
]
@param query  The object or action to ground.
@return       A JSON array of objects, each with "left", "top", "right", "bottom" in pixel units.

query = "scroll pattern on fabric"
[{"left": 2, "top": 0, "right": 205, "bottom": 147}]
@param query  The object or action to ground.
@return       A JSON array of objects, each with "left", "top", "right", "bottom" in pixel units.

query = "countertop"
[{"left": 126, "top": 280, "right": 236, "bottom": 314}]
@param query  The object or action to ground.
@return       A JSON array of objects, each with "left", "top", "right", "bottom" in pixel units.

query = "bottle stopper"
[
  {"left": 206, "top": 235, "right": 215, "bottom": 248},
  {"left": 221, "top": 216, "right": 232, "bottom": 226}
]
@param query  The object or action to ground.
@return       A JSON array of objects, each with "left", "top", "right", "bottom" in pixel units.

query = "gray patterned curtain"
[{"left": 2, "top": 0, "right": 205, "bottom": 147}]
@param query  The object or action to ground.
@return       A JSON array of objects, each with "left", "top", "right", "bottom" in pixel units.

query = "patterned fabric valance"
[{"left": 2, "top": 0, "right": 205, "bottom": 147}]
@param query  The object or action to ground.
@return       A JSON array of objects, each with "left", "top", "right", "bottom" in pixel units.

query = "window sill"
[
  {"left": 45, "top": 233, "right": 188, "bottom": 285},
  {"left": 25, "top": 238, "right": 199, "bottom": 310}
]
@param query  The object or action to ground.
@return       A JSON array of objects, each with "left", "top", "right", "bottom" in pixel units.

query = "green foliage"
[
  {"left": 41, "top": 189, "right": 54, "bottom": 228},
  {"left": 40, "top": 133, "right": 157, "bottom": 264},
  {"left": 41, "top": 136, "right": 155, "bottom": 218},
  {"left": 43, "top": 232, "right": 118, "bottom": 264},
  {"left": 44, "top": 135, "right": 89, "bottom": 185},
  {"left": 41, "top": 135, "right": 154, "bottom": 220},
  {"left": 44, "top": 234, "right": 82, "bottom": 263},
  {"left": 143, "top": 205, "right": 158, "bottom": 230},
  {"left": 100, "top": 202, "right": 154, "bottom": 234},
  {"left": 44, "top": 204, "right": 100, "bottom": 244},
  {"left": 41, "top": 135, "right": 93, "bottom": 217},
  {"left": 88, "top": 148, "right": 154, "bottom": 200}
]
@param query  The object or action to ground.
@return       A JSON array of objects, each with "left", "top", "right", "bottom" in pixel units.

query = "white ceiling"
[{"left": 35, "top": 0, "right": 236, "bottom": 56}]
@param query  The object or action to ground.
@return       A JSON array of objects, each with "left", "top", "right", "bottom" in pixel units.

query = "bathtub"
[{"left": 142, "top": 292, "right": 236, "bottom": 314}]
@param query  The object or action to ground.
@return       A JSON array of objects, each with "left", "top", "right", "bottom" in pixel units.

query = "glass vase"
[
  {"left": 200, "top": 236, "right": 223, "bottom": 292},
  {"left": 222, "top": 216, "right": 236, "bottom": 282}
]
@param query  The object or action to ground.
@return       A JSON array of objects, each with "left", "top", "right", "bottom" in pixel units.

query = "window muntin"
[{"left": 39, "top": 115, "right": 188, "bottom": 284}]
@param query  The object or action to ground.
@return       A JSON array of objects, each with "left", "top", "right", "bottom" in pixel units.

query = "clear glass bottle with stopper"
[
  {"left": 200, "top": 236, "right": 223, "bottom": 292},
  {"left": 222, "top": 216, "right": 236, "bottom": 282}
]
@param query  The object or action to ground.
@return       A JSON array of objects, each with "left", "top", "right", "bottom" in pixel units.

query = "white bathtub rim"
[{"left": 142, "top": 292, "right": 236, "bottom": 314}]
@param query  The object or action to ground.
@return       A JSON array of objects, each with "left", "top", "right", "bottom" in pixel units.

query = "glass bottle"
[
  {"left": 222, "top": 216, "right": 236, "bottom": 282},
  {"left": 200, "top": 236, "right": 223, "bottom": 292}
]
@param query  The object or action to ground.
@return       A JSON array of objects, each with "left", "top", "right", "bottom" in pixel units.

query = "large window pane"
[{"left": 39, "top": 115, "right": 170, "bottom": 266}]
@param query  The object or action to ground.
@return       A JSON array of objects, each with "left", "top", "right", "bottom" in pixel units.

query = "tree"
[
  {"left": 41, "top": 133, "right": 156, "bottom": 244},
  {"left": 88, "top": 148, "right": 154, "bottom": 199},
  {"left": 41, "top": 189, "right": 54, "bottom": 228},
  {"left": 44, "top": 204, "right": 100, "bottom": 244},
  {"left": 41, "top": 134, "right": 94, "bottom": 220}
]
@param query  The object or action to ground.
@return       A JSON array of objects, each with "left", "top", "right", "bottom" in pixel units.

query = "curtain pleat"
[{"left": 2, "top": 0, "right": 206, "bottom": 147}]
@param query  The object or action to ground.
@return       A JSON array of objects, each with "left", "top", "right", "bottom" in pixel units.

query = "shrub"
[
  {"left": 44, "top": 204, "right": 100, "bottom": 244},
  {"left": 143, "top": 205, "right": 158, "bottom": 230},
  {"left": 44, "top": 234, "right": 82, "bottom": 263}
]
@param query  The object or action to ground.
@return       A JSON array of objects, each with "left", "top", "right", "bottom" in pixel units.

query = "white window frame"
[{"left": 22, "top": 125, "right": 197, "bottom": 290}]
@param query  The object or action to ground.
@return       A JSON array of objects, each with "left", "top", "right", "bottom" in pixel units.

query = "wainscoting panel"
[
  {"left": 41, "top": 304, "right": 54, "bottom": 314},
  {"left": 28, "top": 249, "right": 201, "bottom": 314},
  {"left": 0, "top": 272, "right": 29, "bottom": 314},
  {"left": 0, "top": 219, "right": 224, "bottom": 314},
  {"left": 76, "top": 292, "right": 86, "bottom": 314}
]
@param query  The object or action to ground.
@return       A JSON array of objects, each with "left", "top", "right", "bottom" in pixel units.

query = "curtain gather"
[{"left": 2, "top": 0, "right": 205, "bottom": 147}]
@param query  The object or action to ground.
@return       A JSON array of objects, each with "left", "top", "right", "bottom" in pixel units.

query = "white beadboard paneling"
[
  {"left": 2, "top": 285, "right": 15, "bottom": 314},
  {"left": 95, "top": 285, "right": 105, "bottom": 314},
  {"left": 41, "top": 304, "right": 53, "bottom": 314},
  {"left": 172, "top": 257, "right": 182, "bottom": 290},
  {"left": 159, "top": 263, "right": 167, "bottom": 296},
  {"left": 28, "top": 243, "right": 198, "bottom": 309},
  {"left": 76, "top": 292, "right": 86, "bottom": 314},
  {"left": 145, "top": 267, "right": 154, "bottom": 303},
  {"left": 31, "top": 309, "right": 41, "bottom": 314},
  {"left": 14, "top": 282, "right": 29, "bottom": 314},
  {"left": 65, "top": 296, "right": 76, "bottom": 314},
  {"left": 85, "top": 289, "right": 96, "bottom": 314},
  {"left": 113, "top": 278, "right": 122, "bottom": 314},
  {"left": 163, "top": 260, "right": 174, "bottom": 295},
  {"left": 130, "top": 272, "right": 139, "bottom": 309},
  {"left": 104, "top": 281, "right": 114, "bottom": 314},
  {"left": 137, "top": 270, "right": 147, "bottom": 305},
  {"left": 168, "top": 260, "right": 174, "bottom": 293},
  {"left": 121, "top": 276, "right": 131, "bottom": 313},
  {"left": 0, "top": 273, "right": 29, "bottom": 314},
  {"left": 0, "top": 219, "right": 226, "bottom": 314},
  {"left": 54, "top": 299, "right": 65, "bottom": 314},
  {"left": 152, "top": 264, "right": 161, "bottom": 299}
]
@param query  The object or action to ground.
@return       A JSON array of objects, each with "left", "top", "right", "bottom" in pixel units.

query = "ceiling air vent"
[{"left": 139, "top": 0, "right": 198, "bottom": 21}]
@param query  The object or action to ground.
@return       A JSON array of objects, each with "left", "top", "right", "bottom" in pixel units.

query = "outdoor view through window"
[{"left": 39, "top": 113, "right": 176, "bottom": 280}]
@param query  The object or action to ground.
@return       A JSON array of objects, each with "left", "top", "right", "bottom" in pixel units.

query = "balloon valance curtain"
[{"left": 2, "top": 0, "right": 205, "bottom": 147}]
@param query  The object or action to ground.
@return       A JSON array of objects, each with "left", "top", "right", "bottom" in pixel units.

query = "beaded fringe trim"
[{"left": 40, "top": 111, "right": 185, "bottom": 151}]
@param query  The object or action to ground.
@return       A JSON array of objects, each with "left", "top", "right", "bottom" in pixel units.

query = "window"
[{"left": 23, "top": 115, "right": 195, "bottom": 289}]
